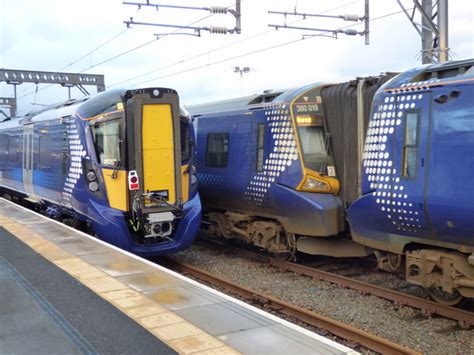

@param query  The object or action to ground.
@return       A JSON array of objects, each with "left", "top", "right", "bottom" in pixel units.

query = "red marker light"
[{"left": 128, "top": 171, "right": 140, "bottom": 191}]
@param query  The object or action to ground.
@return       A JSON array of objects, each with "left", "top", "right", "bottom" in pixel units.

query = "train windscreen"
[{"left": 295, "top": 115, "right": 328, "bottom": 173}]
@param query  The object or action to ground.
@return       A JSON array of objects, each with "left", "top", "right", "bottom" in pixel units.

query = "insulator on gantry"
[
  {"left": 343, "top": 29, "right": 359, "bottom": 36},
  {"left": 209, "top": 6, "right": 228, "bottom": 14},
  {"left": 343, "top": 14, "right": 360, "bottom": 22},
  {"left": 209, "top": 26, "right": 228, "bottom": 34}
]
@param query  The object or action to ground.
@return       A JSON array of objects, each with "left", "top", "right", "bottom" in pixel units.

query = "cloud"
[{"left": 1, "top": 0, "right": 473, "bottom": 115}]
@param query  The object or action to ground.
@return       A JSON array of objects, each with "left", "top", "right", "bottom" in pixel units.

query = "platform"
[{"left": 0, "top": 198, "right": 357, "bottom": 354}]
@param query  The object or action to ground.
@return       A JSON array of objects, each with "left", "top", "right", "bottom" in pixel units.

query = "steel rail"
[
  {"left": 199, "top": 240, "right": 474, "bottom": 328},
  {"left": 164, "top": 258, "right": 420, "bottom": 355}
]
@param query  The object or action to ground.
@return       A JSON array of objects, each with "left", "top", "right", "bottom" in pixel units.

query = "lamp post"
[{"left": 233, "top": 66, "right": 250, "bottom": 95}]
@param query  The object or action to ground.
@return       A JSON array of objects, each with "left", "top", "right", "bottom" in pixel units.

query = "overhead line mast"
[{"left": 397, "top": 0, "right": 449, "bottom": 63}]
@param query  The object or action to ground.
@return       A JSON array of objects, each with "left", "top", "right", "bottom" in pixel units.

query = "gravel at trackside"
[{"left": 171, "top": 244, "right": 474, "bottom": 355}]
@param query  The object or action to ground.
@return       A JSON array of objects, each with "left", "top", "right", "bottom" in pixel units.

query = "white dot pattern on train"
[
  {"left": 244, "top": 101, "right": 299, "bottom": 206},
  {"left": 363, "top": 89, "right": 428, "bottom": 234},
  {"left": 62, "top": 119, "right": 86, "bottom": 208}
]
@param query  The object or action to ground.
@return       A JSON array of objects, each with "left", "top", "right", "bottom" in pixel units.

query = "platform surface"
[{"left": 0, "top": 198, "right": 357, "bottom": 354}]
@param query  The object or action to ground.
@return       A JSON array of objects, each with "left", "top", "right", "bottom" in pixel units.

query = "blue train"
[
  {"left": 0, "top": 87, "right": 201, "bottom": 257},
  {"left": 189, "top": 59, "right": 474, "bottom": 305},
  {"left": 348, "top": 59, "right": 474, "bottom": 305}
]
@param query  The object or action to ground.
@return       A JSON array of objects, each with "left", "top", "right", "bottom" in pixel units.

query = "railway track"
[
  {"left": 163, "top": 257, "right": 420, "bottom": 354},
  {"left": 197, "top": 239, "right": 474, "bottom": 329}
]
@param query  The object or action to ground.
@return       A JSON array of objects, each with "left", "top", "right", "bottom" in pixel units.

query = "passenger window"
[
  {"left": 206, "top": 133, "right": 229, "bottom": 167},
  {"left": 402, "top": 112, "right": 419, "bottom": 177},
  {"left": 256, "top": 123, "right": 265, "bottom": 171}
]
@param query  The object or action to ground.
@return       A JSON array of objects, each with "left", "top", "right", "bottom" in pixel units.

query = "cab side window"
[
  {"left": 91, "top": 119, "right": 122, "bottom": 167},
  {"left": 256, "top": 123, "right": 265, "bottom": 172},
  {"left": 206, "top": 133, "right": 229, "bottom": 167},
  {"left": 402, "top": 111, "right": 419, "bottom": 178}
]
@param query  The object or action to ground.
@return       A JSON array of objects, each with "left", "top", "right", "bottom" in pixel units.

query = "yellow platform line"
[{"left": 0, "top": 215, "right": 240, "bottom": 355}]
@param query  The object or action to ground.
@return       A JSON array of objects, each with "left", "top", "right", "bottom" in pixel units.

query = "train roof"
[
  {"left": 1, "top": 87, "right": 189, "bottom": 130},
  {"left": 186, "top": 82, "right": 358, "bottom": 117},
  {"left": 186, "top": 88, "right": 293, "bottom": 117},
  {"left": 384, "top": 58, "right": 474, "bottom": 90},
  {"left": 0, "top": 89, "right": 126, "bottom": 129}
]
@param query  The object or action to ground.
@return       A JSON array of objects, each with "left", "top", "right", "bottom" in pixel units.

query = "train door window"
[
  {"left": 256, "top": 123, "right": 265, "bottom": 171},
  {"left": 0, "top": 135, "right": 7, "bottom": 163},
  {"left": 38, "top": 136, "right": 51, "bottom": 170},
  {"left": 402, "top": 111, "right": 419, "bottom": 178},
  {"left": 91, "top": 120, "right": 122, "bottom": 167},
  {"left": 180, "top": 119, "right": 191, "bottom": 163},
  {"left": 206, "top": 133, "right": 229, "bottom": 167},
  {"left": 8, "top": 137, "right": 16, "bottom": 164}
]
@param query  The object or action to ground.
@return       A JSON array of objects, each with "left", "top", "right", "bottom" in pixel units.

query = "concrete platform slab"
[{"left": 0, "top": 198, "right": 358, "bottom": 355}]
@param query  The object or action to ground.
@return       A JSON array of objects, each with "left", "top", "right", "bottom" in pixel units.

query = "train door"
[
  {"left": 390, "top": 92, "right": 432, "bottom": 232},
  {"left": 22, "top": 124, "right": 37, "bottom": 199},
  {"left": 245, "top": 113, "right": 272, "bottom": 210}
]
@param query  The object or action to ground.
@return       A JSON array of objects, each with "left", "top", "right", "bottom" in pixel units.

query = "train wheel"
[
  {"left": 272, "top": 232, "right": 297, "bottom": 261},
  {"left": 428, "top": 287, "right": 465, "bottom": 306},
  {"left": 273, "top": 250, "right": 295, "bottom": 261}
]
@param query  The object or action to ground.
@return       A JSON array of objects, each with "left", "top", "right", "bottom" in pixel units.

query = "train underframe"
[
  {"left": 206, "top": 211, "right": 297, "bottom": 260},
  {"left": 204, "top": 210, "right": 371, "bottom": 261},
  {"left": 204, "top": 210, "right": 474, "bottom": 305},
  {"left": 376, "top": 249, "right": 474, "bottom": 305}
]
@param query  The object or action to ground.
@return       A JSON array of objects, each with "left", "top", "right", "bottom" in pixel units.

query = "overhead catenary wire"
[
  {"left": 15, "top": 29, "right": 130, "bottom": 97},
  {"left": 17, "top": 2, "right": 236, "bottom": 101},
  {"left": 76, "top": 37, "right": 159, "bottom": 73},
  {"left": 76, "top": 10, "right": 221, "bottom": 73},
  {"left": 114, "top": 5, "right": 412, "bottom": 89},
  {"left": 19, "top": 0, "right": 345, "bottom": 98},
  {"left": 17, "top": 3, "right": 412, "bottom": 103},
  {"left": 59, "top": 29, "right": 130, "bottom": 71},
  {"left": 108, "top": 1, "right": 359, "bottom": 88},
  {"left": 128, "top": 37, "right": 308, "bottom": 87}
]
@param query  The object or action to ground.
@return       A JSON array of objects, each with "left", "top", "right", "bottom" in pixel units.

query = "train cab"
[{"left": 189, "top": 84, "right": 364, "bottom": 259}]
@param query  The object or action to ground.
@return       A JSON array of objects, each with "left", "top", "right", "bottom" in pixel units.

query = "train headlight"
[
  {"left": 86, "top": 171, "right": 97, "bottom": 182},
  {"left": 88, "top": 181, "right": 99, "bottom": 192},
  {"left": 302, "top": 176, "right": 329, "bottom": 191}
]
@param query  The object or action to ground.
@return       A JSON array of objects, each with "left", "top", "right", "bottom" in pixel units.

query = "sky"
[{"left": 1, "top": 0, "right": 473, "bottom": 116}]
